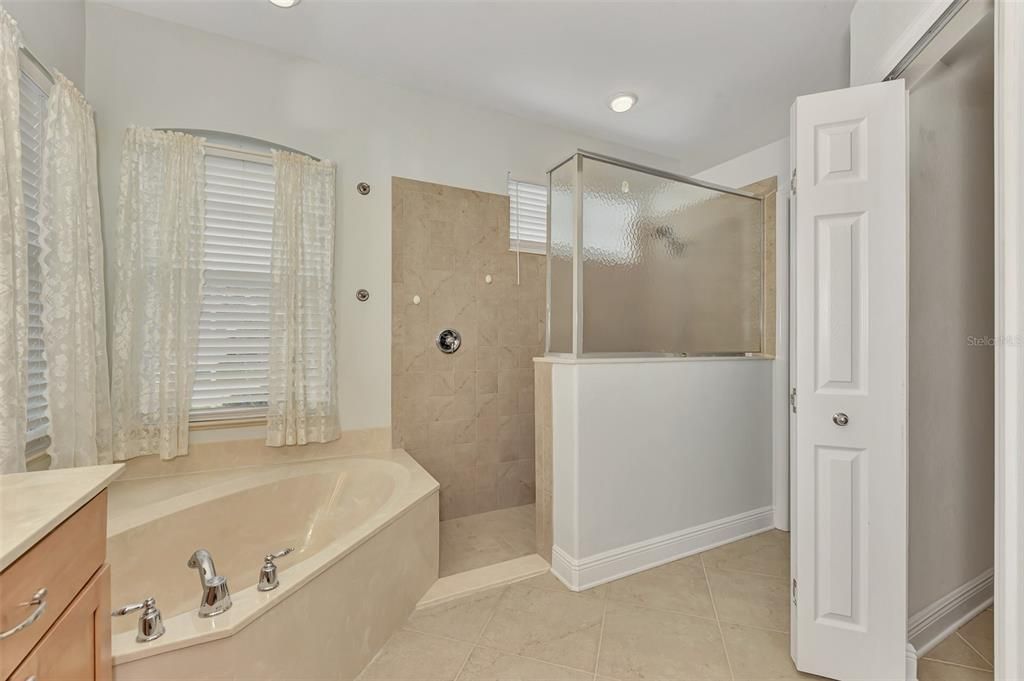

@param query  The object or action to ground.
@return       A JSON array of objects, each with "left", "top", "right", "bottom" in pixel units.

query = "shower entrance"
[{"left": 390, "top": 176, "right": 546, "bottom": 583}]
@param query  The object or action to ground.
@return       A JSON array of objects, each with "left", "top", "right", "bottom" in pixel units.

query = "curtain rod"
[
  {"left": 156, "top": 128, "right": 322, "bottom": 162},
  {"left": 19, "top": 45, "right": 54, "bottom": 85}
]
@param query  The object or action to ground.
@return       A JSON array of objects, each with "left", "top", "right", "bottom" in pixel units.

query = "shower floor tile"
[{"left": 439, "top": 504, "right": 535, "bottom": 577}]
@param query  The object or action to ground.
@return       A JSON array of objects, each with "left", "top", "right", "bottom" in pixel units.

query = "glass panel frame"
[{"left": 545, "top": 150, "right": 767, "bottom": 358}]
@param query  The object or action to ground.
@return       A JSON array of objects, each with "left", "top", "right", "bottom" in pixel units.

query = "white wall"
[
  {"left": 7, "top": 0, "right": 86, "bottom": 88},
  {"left": 83, "top": 3, "right": 682, "bottom": 433},
  {"left": 850, "top": 0, "right": 955, "bottom": 85},
  {"left": 549, "top": 358, "right": 774, "bottom": 588},
  {"left": 907, "top": 15, "right": 994, "bottom": 617},
  {"left": 695, "top": 137, "right": 791, "bottom": 530}
]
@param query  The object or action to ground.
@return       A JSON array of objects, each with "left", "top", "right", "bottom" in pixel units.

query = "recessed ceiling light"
[
  {"left": 608, "top": 93, "right": 638, "bottom": 113},
  {"left": 269, "top": 0, "right": 301, "bottom": 7}
]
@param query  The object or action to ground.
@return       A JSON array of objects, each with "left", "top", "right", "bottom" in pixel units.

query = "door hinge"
[
  {"left": 790, "top": 168, "right": 797, "bottom": 194},
  {"left": 790, "top": 387, "right": 797, "bottom": 413},
  {"left": 792, "top": 578, "right": 797, "bottom": 605}
]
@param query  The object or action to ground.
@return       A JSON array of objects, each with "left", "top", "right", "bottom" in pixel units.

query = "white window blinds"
[
  {"left": 508, "top": 178, "right": 548, "bottom": 255},
  {"left": 20, "top": 69, "right": 48, "bottom": 452},
  {"left": 191, "top": 153, "right": 274, "bottom": 420}
]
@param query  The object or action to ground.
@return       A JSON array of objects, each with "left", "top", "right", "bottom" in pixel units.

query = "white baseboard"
[
  {"left": 550, "top": 506, "right": 775, "bottom": 591},
  {"left": 906, "top": 643, "right": 919, "bottom": 681},
  {"left": 908, "top": 569, "right": 994, "bottom": 658}
]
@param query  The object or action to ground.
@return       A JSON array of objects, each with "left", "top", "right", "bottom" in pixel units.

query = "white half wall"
[
  {"left": 549, "top": 358, "right": 774, "bottom": 589},
  {"left": 83, "top": 3, "right": 682, "bottom": 434},
  {"left": 695, "top": 138, "right": 790, "bottom": 530}
]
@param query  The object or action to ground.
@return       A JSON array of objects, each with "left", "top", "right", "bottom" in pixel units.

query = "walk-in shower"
[{"left": 547, "top": 151, "right": 769, "bottom": 356}]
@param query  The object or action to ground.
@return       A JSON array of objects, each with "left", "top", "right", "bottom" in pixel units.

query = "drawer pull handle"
[{"left": 0, "top": 588, "right": 47, "bottom": 640}]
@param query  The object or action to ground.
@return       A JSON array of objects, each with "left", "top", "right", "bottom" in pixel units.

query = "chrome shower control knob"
[
  {"left": 436, "top": 329, "right": 461, "bottom": 354},
  {"left": 832, "top": 412, "right": 849, "bottom": 426}
]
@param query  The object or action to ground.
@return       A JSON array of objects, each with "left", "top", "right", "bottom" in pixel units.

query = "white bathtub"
[{"left": 108, "top": 449, "right": 439, "bottom": 680}]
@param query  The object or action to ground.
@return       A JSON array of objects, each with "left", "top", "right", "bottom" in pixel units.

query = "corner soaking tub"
[{"left": 107, "top": 450, "right": 439, "bottom": 681}]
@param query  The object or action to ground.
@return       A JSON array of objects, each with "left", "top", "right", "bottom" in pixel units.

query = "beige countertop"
[{"left": 0, "top": 463, "right": 125, "bottom": 571}]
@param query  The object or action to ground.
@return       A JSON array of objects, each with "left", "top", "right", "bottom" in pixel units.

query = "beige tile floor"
[
  {"left": 440, "top": 504, "right": 536, "bottom": 577},
  {"left": 359, "top": 529, "right": 815, "bottom": 681},
  {"left": 918, "top": 609, "right": 994, "bottom": 681}
]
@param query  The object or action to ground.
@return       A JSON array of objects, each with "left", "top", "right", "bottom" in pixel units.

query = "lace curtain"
[
  {"left": 39, "top": 73, "right": 112, "bottom": 469},
  {"left": 0, "top": 10, "right": 25, "bottom": 473},
  {"left": 111, "top": 128, "right": 205, "bottom": 461},
  {"left": 266, "top": 150, "right": 339, "bottom": 446}
]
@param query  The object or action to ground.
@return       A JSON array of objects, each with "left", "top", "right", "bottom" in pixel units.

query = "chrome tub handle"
[
  {"left": 257, "top": 547, "right": 295, "bottom": 592},
  {"left": 0, "top": 588, "right": 47, "bottom": 640},
  {"left": 113, "top": 596, "right": 165, "bottom": 643}
]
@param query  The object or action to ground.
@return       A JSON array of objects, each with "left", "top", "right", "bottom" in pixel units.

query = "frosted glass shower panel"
[
  {"left": 547, "top": 157, "right": 576, "bottom": 354},
  {"left": 580, "top": 156, "right": 763, "bottom": 354}
]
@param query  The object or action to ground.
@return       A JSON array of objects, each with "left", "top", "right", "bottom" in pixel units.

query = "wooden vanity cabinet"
[{"left": 0, "top": 492, "right": 111, "bottom": 681}]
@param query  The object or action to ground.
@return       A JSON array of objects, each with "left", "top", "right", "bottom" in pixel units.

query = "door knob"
[{"left": 832, "top": 412, "right": 849, "bottom": 426}]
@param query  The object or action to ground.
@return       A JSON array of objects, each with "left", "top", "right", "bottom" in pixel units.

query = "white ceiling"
[{"left": 98, "top": 0, "right": 855, "bottom": 172}]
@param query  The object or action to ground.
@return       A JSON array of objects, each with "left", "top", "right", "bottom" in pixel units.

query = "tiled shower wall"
[{"left": 391, "top": 178, "right": 545, "bottom": 520}]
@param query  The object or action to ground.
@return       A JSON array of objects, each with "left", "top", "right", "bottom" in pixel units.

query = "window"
[
  {"left": 508, "top": 178, "right": 548, "bottom": 255},
  {"left": 20, "top": 66, "right": 49, "bottom": 454},
  {"left": 190, "top": 152, "right": 274, "bottom": 421}
]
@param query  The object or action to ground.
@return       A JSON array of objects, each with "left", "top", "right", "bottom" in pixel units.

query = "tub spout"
[{"left": 186, "top": 549, "right": 232, "bottom": 617}]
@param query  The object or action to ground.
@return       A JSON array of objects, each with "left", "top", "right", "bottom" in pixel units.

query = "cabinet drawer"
[
  {"left": 8, "top": 565, "right": 111, "bottom": 681},
  {"left": 0, "top": 492, "right": 107, "bottom": 679}
]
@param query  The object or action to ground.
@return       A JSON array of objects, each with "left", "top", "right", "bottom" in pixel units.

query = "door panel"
[{"left": 792, "top": 79, "right": 908, "bottom": 681}]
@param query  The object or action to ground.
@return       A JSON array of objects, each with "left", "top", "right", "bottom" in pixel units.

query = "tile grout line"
[
  {"left": 452, "top": 584, "right": 507, "bottom": 681},
  {"left": 707, "top": 564, "right": 791, "bottom": 581},
  {"left": 592, "top": 589, "right": 610, "bottom": 679},
  {"left": 405, "top": 622, "right": 602, "bottom": 678},
  {"left": 922, "top": 656, "right": 995, "bottom": 674},
  {"left": 473, "top": 640, "right": 607, "bottom": 677},
  {"left": 434, "top": 580, "right": 613, "bottom": 679},
  {"left": 955, "top": 631, "right": 995, "bottom": 669},
  {"left": 701, "top": 552, "right": 737, "bottom": 681}
]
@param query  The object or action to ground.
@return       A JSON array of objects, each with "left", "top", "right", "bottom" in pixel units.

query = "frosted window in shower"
[{"left": 579, "top": 156, "right": 763, "bottom": 354}]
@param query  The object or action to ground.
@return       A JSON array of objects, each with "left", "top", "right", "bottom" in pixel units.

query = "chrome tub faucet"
[{"left": 186, "top": 548, "right": 232, "bottom": 617}]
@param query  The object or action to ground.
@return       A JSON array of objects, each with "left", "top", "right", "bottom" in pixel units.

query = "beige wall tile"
[{"left": 393, "top": 178, "right": 544, "bottom": 520}]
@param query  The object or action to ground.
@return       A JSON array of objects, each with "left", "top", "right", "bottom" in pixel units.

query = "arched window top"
[{"left": 155, "top": 128, "right": 321, "bottom": 163}]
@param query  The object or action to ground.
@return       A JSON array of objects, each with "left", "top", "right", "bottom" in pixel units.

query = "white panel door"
[{"left": 791, "top": 79, "right": 908, "bottom": 681}]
